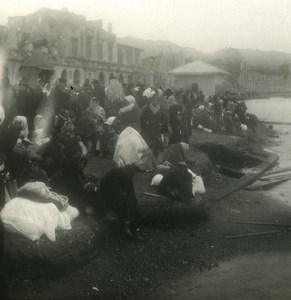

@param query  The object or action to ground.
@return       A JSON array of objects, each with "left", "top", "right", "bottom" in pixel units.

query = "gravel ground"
[{"left": 5, "top": 125, "right": 291, "bottom": 300}]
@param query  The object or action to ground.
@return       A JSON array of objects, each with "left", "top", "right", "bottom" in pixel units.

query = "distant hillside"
[
  {"left": 117, "top": 36, "right": 208, "bottom": 60},
  {"left": 213, "top": 48, "right": 291, "bottom": 72},
  {"left": 118, "top": 36, "right": 291, "bottom": 72}
]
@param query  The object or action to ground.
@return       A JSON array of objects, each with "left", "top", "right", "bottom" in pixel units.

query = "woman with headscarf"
[
  {"left": 87, "top": 97, "right": 106, "bottom": 123},
  {"left": 118, "top": 95, "right": 141, "bottom": 132},
  {"left": 140, "top": 94, "right": 169, "bottom": 156}
]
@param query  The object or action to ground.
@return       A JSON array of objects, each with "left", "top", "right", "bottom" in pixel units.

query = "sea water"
[{"left": 246, "top": 97, "right": 291, "bottom": 205}]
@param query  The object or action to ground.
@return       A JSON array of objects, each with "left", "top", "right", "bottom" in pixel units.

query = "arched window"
[
  {"left": 73, "top": 69, "right": 81, "bottom": 87},
  {"left": 61, "top": 69, "right": 67, "bottom": 80}
]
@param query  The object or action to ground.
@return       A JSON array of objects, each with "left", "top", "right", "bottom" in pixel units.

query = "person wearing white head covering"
[
  {"left": 13, "top": 116, "right": 29, "bottom": 139},
  {"left": 118, "top": 95, "right": 140, "bottom": 132},
  {"left": 142, "top": 87, "right": 155, "bottom": 99}
]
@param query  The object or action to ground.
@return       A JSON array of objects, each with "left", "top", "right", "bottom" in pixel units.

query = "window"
[
  {"left": 127, "top": 49, "right": 132, "bottom": 65},
  {"left": 118, "top": 49, "right": 123, "bottom": 65},
  {"left": 86, "top": 39, "right": 92, "bottom": 59},
  {"left": 135, "top": 50, "right": 140, "bottom": 65},
  {"left": 72, "top": 38, "right": 78, "bottom": 57},
  {"left": 108, "top": 45, "right": 113, "bottom": 62},
  {"left": 97, "top": 43, "right": 103, "bottom": 61}
]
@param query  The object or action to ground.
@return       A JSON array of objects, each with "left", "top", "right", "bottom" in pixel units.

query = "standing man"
[{"left": 92, "top": 79, "right": 106, "bottom": 108}]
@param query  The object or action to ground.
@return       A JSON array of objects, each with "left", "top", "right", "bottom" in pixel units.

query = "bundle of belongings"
[
  {"left": 151, "top": 161, "right": 205, "bottom": 203},
  {"left": 113, "top": 126, "right": 156, "bottom": 171},
  {"left": 0, "top": 182, "right": 79, "bottom": 242}
]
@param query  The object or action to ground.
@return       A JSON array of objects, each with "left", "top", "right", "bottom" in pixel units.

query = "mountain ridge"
[{"left": 118, "top": 36, "right": 291, "bottom": 71}]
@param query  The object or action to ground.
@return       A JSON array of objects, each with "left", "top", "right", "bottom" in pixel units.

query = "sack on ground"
[
  {"left": 0, "top": 197, "right": 79, "bottom": 241},
  {"left": 18, "top": 181, "right": 69, "bottom": 211},
  {"left": 188, "top": 169, "right": 206, "bottom": 195}
]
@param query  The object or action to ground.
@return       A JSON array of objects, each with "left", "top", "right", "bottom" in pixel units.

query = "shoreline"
[{"left": 6, "top": 121, "right": 291, "bottom": 300}]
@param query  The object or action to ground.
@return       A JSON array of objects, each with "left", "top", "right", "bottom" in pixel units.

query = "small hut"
[{"left": 168, "top": 59, "right": 231, "bottom": 96}]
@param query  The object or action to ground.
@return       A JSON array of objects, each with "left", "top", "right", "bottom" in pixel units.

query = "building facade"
[
  {"left": 1, "top": 7, "right": 143, "bottom": 88},
  {"left": 238, "top": 67, "right": 291, "bottom": 93},
  {"left": 210, "top": 49, "right": 291, "bottom": 94}
]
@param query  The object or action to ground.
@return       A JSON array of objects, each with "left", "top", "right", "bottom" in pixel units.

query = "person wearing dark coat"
[
  {"left": 168, "top": 95, "right": 183, "bottom": 145},
  {"left": 49, "top": 78, "right": 70, "bottom": 115},
  {"left": 140, "top": 95, "right": 169, "bottom": 156},
  {"left": 92, "top": 80, "right": 106, "bottom": 108},
  {"left": 181, "top": 91, "right": 192, "bottom": 141},
  {"left": 15, "top": 82, "right": 36, "bottom": 125},
  {"left": 1, "top": 77, "right": 17, "bottom": 122},
  {"left": 99, "top": 165, "right": 142, "bottom": 240}
]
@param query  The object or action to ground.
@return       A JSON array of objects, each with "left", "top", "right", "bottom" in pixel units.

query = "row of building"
[
  {"left": 0, "top": 8, "right": 291, "bottom": 96},
  {"left": 1, "top": 7, "right": 144, "bottom": 89}
]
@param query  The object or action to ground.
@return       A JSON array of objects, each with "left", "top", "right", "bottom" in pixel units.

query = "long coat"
[{"left": 140, "top": 105, "right": 169, "bottom": 153}]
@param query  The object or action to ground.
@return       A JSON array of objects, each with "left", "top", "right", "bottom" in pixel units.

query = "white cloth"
[
  {"left": 151, "top": 174, "right": 163, "bottom": 186},
  {"left": 142, "top": 87, "right": 155, "bottom": 99},
  {"left": 187, "top": 169, "right": 206, "bottom": 196},
  {"left": 105, "top": 116, "right": 116, "bottom": 126},
  {"left": 113, "top": 126, "right": 149, "bottom": 167},
  {"left": 124, "top": 95, "right": 136, "bottom": 105},
  {"left": 0, "top": 197, "right": 79, "bottom": 242}
]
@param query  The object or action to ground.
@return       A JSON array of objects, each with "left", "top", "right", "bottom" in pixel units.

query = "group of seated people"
[
  {"left": 192, "top": 93, "right": 258, "bottom": 134},
  {"left": 0, "top": 77, "right": 257, "bottom": 241}
]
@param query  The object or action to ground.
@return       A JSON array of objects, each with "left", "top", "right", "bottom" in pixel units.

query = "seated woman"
[
  {"left": 87, "top": 97, "right": 106, "bottom": 123},
  {"left": 6, "top": 116, "right": 31, "bottom": 184},
  {"left": 113, "top": 126, "right": 155, "bottom": 171}
]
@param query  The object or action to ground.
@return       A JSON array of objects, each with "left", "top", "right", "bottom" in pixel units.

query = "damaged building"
[{"left": 1, "top": 7, "right": 144, "bottom": 88}]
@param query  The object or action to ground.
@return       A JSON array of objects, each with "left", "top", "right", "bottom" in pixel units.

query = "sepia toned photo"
[{"left": 0, "top": 0, "right": 291, "bottom": 299}]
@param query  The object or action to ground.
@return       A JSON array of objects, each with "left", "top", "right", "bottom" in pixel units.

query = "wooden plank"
[
  {"left": 263, "top": 166, "right": 291, "bottom": 176},
  {"left": 224, "top": 230, "right": 282, "bottom": 240},
  {"left": 258, "top": 174, "right": 291, "bottom": 181},
  {"left": 229, "top": 220, "right": 291, "bottom": 227},
  {"left": 213, "top": 153, "right": 278, "bottom": 201},
  {"left": 143, "top": 192, "right": 163, "bottom": 198},
  {"left": 216, "top": 165, "right": 245, "bottom": 178},
  {"left": 245, "top": 177, "right": 291, "bottom": 190}
]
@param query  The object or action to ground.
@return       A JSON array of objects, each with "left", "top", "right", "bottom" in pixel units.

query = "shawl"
[{"left": 106, "top": 79, "right": 125, "bottom": 103}]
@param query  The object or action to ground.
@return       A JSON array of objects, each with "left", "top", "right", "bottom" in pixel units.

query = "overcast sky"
[{"left": 1, "top": 0, "right": 290, "bottom": 54}]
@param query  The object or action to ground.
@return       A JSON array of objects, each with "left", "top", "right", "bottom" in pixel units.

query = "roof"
[
  {"left": 117, "top": 43, "right": 144, "bottom": 52},
  {"left": 168, "top": 59, "right": 231, "bottom": 76}
]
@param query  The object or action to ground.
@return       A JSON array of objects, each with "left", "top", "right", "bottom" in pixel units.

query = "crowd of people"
[{"left": 0, "top": 74, "right": 258, "bottom": 240}]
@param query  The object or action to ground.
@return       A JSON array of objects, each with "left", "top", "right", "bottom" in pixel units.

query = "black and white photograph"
[{"left": 0, "top": 0, "right": 291, "bottom": 299}]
